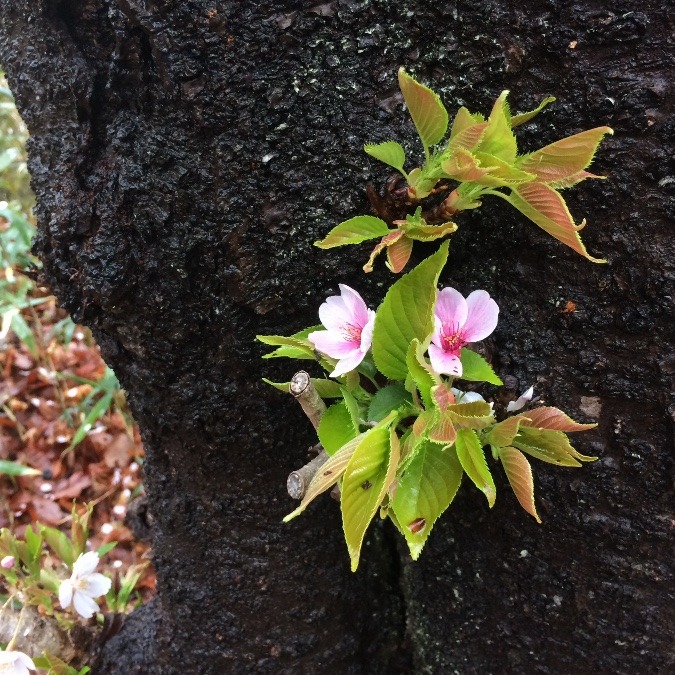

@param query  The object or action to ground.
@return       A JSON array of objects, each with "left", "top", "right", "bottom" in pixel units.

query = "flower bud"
[{"left": 1, "top": 555, "right": 15, "bottom": 569}]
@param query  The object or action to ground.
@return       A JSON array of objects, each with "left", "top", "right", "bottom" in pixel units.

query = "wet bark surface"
[{"left": 0, "top": 1, "right": 673, "bottom": 673}]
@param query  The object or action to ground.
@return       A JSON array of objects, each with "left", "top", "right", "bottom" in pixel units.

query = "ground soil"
[{"left": 1, "top": 1, "right": 673, "bottom": 672}]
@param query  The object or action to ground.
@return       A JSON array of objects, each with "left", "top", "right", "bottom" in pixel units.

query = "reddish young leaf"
[
  {"left": 519, "top": 127, "right": 613, "bottom": 183},
  {"left": 485, "top": 415, "right": 530, "bottom": 448},
  {"left": 499, "top": 447, "right": 541, "bottom": 523},
  {"left": 363, "top": 230, "right": 405, "bottom": 273},
  {"left": 398, "top": 68, "right": 449, "bottom": 151},
  {"left": 442, "top": 148, "right": 494, "bottom": 182},
  {"left": 521, "top": 406, "right": 597, "bottom": 432},
  {"left": 448, "top": 108, "right": 487, "bottom": 151},
  {"left": 386, "top": 235, "right": 414, "bottom": 273},
  {"left": 506, "top": 182, "right": 606, "bottom": 263},
  {"left": 428, "top": 412, "right": 457, "bottom": 445}
]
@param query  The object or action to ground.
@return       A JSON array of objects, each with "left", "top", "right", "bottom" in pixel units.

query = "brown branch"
[
  {"left": 289, "top": 371, "right": 326, "bottom": 430},
  {"left": 287, "top": 449, "right": 329, "bottom": 499}
]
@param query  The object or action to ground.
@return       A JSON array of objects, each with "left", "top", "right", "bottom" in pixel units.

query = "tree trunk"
[{"left": 1, "top": 1, "right": 672, "bottom": 673}]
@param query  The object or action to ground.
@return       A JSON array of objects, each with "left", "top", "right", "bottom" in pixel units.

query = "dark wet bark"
[{"left": 0, "top": 1, "right": 672, "bottom": 673}]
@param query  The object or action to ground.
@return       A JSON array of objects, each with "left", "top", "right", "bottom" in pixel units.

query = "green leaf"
[
  {"left": 41, "top": 526, "right": 75, "bottom": 567},
  {"left": 392, "top": 440, "right": 463, "bottom": 559},
  {"left": 97, "top": 541, "right": 118, "bottom": 557},
  {"left": 478, "top": 91, "right": 517, "bottom": 164},
  {"left": 504, "top": 182, "right": 606, "bottom": 263},
  {"left": 398, "top": 68, "right": 449, "bottom": 154},
  {"left": 342, "top": 424, "right": 400, "bottom": 571},
  {"left": 519, "top": 127, "right": 613, "bottom": 183},
  {"left": 405, "top": 339, "right": 440, "bottom": 410},
  {"left": 446, "top": 400, "right": 495, "bottom": 431},
  {"left": 0, "top": 459, "right": 41, "bottom": 477},
  {"left": 455, "top": 428, "right": 496, "bottom": 507},
  {"left": 318, "top": 402, "right": 358, "bottom": 456},
  {"left": 67, "top": 390, "right": 114, "bottom": 451},
  {"left": 471, "top": 151, "right": 536, "bottom": 187},
  {"left": 367, "top": 384, "right": 412, "bottom": 423},
  {"left": 8, "top": 312, "right": 38, "bottom": 357},
  {"left": 315, "top": 215, "right": 390, "bottom": 249},
  {"left": 283, "top": 432, "right": 366, "bottom": 522},
  {"left": 403, "top": 220, "right": 458, "bottom": 242},
  {"left": 499, "top": 446, "right": 541, "bottom": 522},
  {"left": 459, "top": 349, "right": 503, "bottom": 385},
  {"left": 257, "top": 329, "right": 319, "bottom": 360},
  {"left": 364, "top": 141, "right": 406, "bottom": 173},
  {"left": 510, "top": 96, "right": 556, "bottom": 128},
  {"left": 372, "top": 241, "right": 449, "bottom": 380}
]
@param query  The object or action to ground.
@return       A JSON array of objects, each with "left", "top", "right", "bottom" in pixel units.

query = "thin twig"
[
  {"left": 287, "top": 449, "right": 329, "bottom": 499},
  {"left": 289, "top": 371, "right": 326, "bottom": 430}
]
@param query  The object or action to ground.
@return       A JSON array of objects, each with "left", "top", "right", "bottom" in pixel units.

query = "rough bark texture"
[{"left": 1, "top": 1, "right": 673, "bottom": 673}]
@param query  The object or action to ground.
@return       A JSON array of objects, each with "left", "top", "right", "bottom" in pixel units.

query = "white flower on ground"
[
  {"left": 429, "top": 288, "right": 499, "bottom": 377},
  {"left": 308, "top": 284, "right": 376, "bottom": 378},
  {"left": 58, "top": 551, "right": 111, "bottom": 619},
  {"left": 0, "top": 649, "right": 36, "bottom": 675},
  {"left": 506, "top": 385, "right": 534, "bottom": 412}
]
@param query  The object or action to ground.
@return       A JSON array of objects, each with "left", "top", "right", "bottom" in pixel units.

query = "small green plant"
[
  {"left": 316, "top": 69, "right": 612, "bottom": 272},
  {"left": 259, "top": 69, "right": 608, "bottom": 570},
  {"left": 259, "top": 244, "right": 596, "bottom": 570}
]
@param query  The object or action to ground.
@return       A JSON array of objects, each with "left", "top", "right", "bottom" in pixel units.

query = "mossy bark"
[{"left": 0, "top": 1, "right": 672, "bottom": 672}]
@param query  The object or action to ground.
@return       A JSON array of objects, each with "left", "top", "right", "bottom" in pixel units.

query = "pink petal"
[
  {"left": 461, "top": 290, "right": 499, "bottom": 342},
  {"left": 330, "top": 350, "right": 366, "bottom": 378},
  {"left": 318, "top": 295, "right": 352, "bottom": 332},
  {"left": 308, "top": 330, "right": 358, "bottom": 358},
  {"left": 429, "top": 344, "right": 463, "bottom": 376},
  {"left": 430, "top": 315, "right": 444, "bottom": 349},
  {"left": 435, "top": 288, "right": 468, "bottom": 333},
  {"left": 73, "top": 551, "right": 100, "bottom": 577},
  {"left": 359, "top": 310, "right": 376, "bottom": 352},
  {"left": 338, "top": 284, "right": 370, "bottom": 327}
]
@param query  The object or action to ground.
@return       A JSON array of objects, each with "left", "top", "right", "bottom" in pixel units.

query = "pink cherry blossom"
[
  {"left": 429, "top": 288, "right": 499, "bottom": 377},
  {"left": 308, "top": 285, "right": 375, "bottom": 378}
]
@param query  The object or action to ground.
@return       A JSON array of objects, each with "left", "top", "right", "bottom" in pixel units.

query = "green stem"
[{"left": 6, "top": 602, "right": 27, "bottom": 651}]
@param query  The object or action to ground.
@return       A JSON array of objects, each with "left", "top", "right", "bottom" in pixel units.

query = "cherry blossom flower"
[
  {"left": 308, "top": 285, "right": 376, "bottom": 378},
  {"left": 506, "top": 385, "right": 534, "bottom": 412},
  {"left": 0, "top": 649, "right": 36, "bottom": 675},
  {"left": 429, "top": 288, "right": 499, "bottom": 377},
  {"left": 1, "top": 555, "right": 14, "bottom": 569},
  {"left": 59, "top": 551, "right": 111, "bottom": 619}
]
